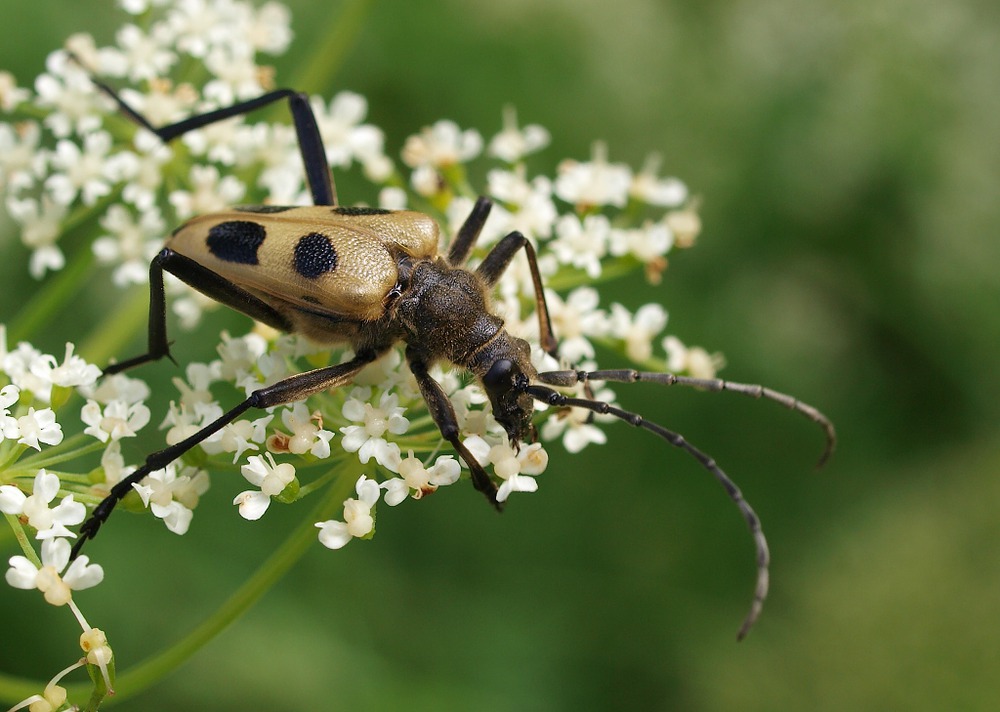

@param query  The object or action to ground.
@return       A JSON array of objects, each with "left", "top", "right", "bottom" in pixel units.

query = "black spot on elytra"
[
  {"left": 206, "top": 221, "right": 266, "bottom": 265},
  {"left": 300, "top": 295, "right": 321, "bottom": 304},
  {"left": 234, "top": 205, "right": 295, "bottom": 214},
  {"left": 332, "top": 206, "right": 392, "bottom": 216},
  {"left": 294, "top": 232, "right": 337, "bottom": 279}
]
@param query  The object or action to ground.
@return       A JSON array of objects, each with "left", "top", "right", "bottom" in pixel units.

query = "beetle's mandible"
[{"left": 68, "top": 58, "right": 835, "bottom": 640}]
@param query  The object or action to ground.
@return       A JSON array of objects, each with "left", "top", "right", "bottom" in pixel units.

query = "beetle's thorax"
[
  {"left": 396, "top": 258, "right": 539, "bottom": 443},
  {"left": 396, "top": 259, "right": 500, "bottom": 365}
]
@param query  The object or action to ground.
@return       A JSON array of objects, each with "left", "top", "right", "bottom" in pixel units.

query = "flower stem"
[{"left": 65, "top": 471, "right": 354, "bottom": 702}]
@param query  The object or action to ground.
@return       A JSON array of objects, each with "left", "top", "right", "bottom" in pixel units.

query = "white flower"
[
  {"left": 315, "top": 475, "right": 380, "bottom": 549},
  {"left": 233, "top": 452, "right": 296, "bottom": 520},
  {"left": 169, "top": 164, "right": 246, "bottom": 219},
  {"left": 81, "top": 371, "right": 150, "bottom": 405},
  {"left": 544, "top": 287, "right": 609, "bottom": 363},
  {"left": 608, "top": 303, "right": 668, "bottom": 363},
  {"left": 274, "top": 402, "right": 334, "bottom": 458},
  {"left": 33, "top": 53, "right": 105, "bottom": 138},
  {"left": 30, "top": 342, "right": 102, "bottom": 390},
  {"left": 160, "top": 400, "right": 224, "bottom": 446},
  {"left": 549, "top": 213, "right": 610, "bottom": 279},
  {"left": 132, "top": 463, "right": 209, "bottom": 534},
  {"left": 0, "top": 470, "right": 86, "bottom": 539},
  {"left": 665, "top": 206, "right": 702, "bottom": 249},
  {"left": 81, "top": 398, "right": 151, "bottom": 442},
  {"left": 215, "top": 329, "right": 269, "bottom": 384},
  {"left": 0, "top": 70, "right": 31, "bottom": 112},
  {"left": 247, "top": 1, "right": 294, "bottom": 55},
  {"left": 7, "top": 407, "right": 64, "bottom": 450},
  {"left": 0, "top": 383, "right": 20, "bottom": 433},
  {"left": 311, "top": 92, "right": 386, "bottom": 169},
  {"left": 339, "top": 391, "right": 409, "bottom": 473},
  {"left": 201, "top": 414, "right": 272, "bottom": 463},
  {"left": 485, "top": 168, "right": 557, "bottom": 240},
  {"left": 488, "top": 106, "right": 550, "bottom": 163},
  {"left": 629, "top": 153, "right": 688, "bottom": 207},
  {"left": 93, "top": 203, "right": 167, "bottom": 286},
  {"left": 609, "top": 221, "right": 675, "bottom": 263},
  {"left": 381, "top": 452, "right": 461, "bottom": 505},
  {"left": 171, "top": 361, "right": 220, "bottom": 410},
  {"left": 662, "top": 335, "right": 726, "bottom": 379},
  {"left": 120, "top": 0, "right": 172, "bottom": 15},
  {"left": 100, "top": 440, "right": 136, "bottom": 488},
  {"left": 5, "top": 195, "right": 68, "bottom": 279},
  {"left": 0, "top": 121, "right": 45, "bottom": 194},
  {"left": 203, "top": 45, "right": 265, "bottom": 104},
  {"left": 486, "top": 441, "right": 549, "bottom": 503},
  {"left": 114, "top": 22, "right": 177, "bottom": 82},
  {"left": 554, "top": 142, "right": 632, "bottom": 209},
  {"left": 45, "top": 131, "right": 126, "bottom": 206},
  {"left": 6, "top": 537, "right": 104, "bottom": 606},
  {"left": 538, "top": 378, "right": 615, "bottom": 454},
  {"left": 401, "top": 120, "right": 483, "bottom": 169}
]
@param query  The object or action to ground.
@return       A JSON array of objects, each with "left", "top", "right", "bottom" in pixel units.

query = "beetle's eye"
[{"left": 483, "top": 359, "right": 514, "bottom": 388}]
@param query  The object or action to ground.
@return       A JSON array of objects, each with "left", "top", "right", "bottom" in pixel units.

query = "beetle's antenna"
[
  {"left": 525, "top": 383, "right": 769, "bottom": 640},
  {"left": 538, "top": 369, "right": 836, "bottom": 468}
]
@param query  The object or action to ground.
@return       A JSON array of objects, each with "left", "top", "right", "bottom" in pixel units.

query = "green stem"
[
  {"left": 13, "top": 432, "right": 95, "bottom": 470},
  {"left": 64, "top": 472, "right": 353, "bottom": 703},
  {"left": 8, "top": 246, "right": 96, "bottom": 344},
  {"left": 3, "top": 512, "right": 40, "bottom": 563}
]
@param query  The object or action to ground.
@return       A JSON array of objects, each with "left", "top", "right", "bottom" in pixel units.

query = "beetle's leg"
[
  {"left": 536, "top": 368, "right": 836, "bottom": 467},
  {"left": 104, "top": 248, "right": 293, "bottom": 375},
  {"left": 406, "top": 348, "right": 502, "bottom": 510},
  {"left": 72, "top": 351, "right": 380, "bottom": 557},
  {"left": 72, "top": 56, "right": 335, "bottom": 206},
  {"left": 446, "top": 196, "right": 493, "bottom": 265},
  {"left": 525, "top": 381, "right": 769, "bottom": 640},
  {"left": 476, "top": 231, "right": 558, "bottom": 357}
]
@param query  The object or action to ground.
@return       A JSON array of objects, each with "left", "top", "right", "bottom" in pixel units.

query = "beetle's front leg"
[{"left": 406, "top": 349, "right": 502, "bottom": 510}]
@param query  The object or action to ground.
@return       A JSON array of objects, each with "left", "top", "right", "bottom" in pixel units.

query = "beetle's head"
[
  {"left": 482, "top": 357, "right": 535, "bottom": 444},
  {"left": 478, "top": 333, "right": 538, "bottom": 445}
]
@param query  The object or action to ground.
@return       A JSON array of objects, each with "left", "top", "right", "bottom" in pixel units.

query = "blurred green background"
[{"left": 2, "top": 0, "right": 998, "bottom": 709}]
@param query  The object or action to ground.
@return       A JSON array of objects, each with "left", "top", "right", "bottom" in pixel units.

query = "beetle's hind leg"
[
  {"left": 69, "top": 53, "right": 336, "bottom": 206},
  {"left": 73, "top": 350, "right": 380, "bottom": 557}
]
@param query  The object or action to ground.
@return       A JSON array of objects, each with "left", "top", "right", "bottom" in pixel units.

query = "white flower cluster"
[{"left": 2, "top": 0, "right": 717, "bottom": 565}]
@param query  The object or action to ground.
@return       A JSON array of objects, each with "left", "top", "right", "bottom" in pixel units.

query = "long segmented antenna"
[
  {"left": 539, "top": 369, "right": 836, "bottom": 467},
  {"left": 525, "top": 383, "right": 770, "bottom": 640}
]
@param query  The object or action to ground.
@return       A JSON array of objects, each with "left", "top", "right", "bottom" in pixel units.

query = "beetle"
[{"left": 68, "top": 59, "right": 835, "bottom": 639}]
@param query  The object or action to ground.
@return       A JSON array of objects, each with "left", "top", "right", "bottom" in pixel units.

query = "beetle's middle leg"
[
  {"left": 104, "top": 248, "right": 293, "bottom": 375},
  {"left": 435, "top": 197, "right": 561, "bottom": 357}
]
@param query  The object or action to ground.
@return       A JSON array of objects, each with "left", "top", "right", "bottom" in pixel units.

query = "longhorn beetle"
[{"left": 69, "top": 59, "right": 835, "bottom": 639}]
